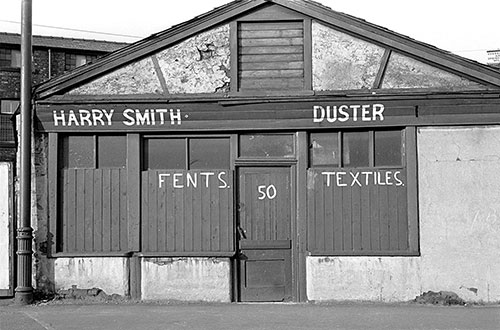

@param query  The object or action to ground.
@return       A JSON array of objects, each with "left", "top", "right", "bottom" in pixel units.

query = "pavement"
[{"left": 0, "top": 300, "right": 499, "bottom": 330}]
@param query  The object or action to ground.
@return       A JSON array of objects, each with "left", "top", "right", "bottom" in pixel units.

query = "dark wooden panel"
[
  {"left": 240, "top": 70, "right": 304, "bottom": 79},
  {"left": 239, "top": 29, "right": 303, "bottom": 39},
  {"left": 61, "top": 168, "right": 128, "bottom": 253},
  {"left": 239, "top": 78, "right": 305, "bottom": 90},
  {"left": 240, "top": 54, "right": 303, "bottom": 63},
  {"left": 240, "top": 45, "right": 303, "bottom": 55},
  {"left": 240, "top": 61, "right": 304, "bottom": 71},
  {"left": 141, "top": 170, "right": 234, "bottom": 253},
  {"left": 307, "top": 169, "right": 409, "bottom": 254}
]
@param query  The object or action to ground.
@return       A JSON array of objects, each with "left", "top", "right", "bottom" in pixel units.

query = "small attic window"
[{"left": 65, "top": 53, "right": 98, "bottom": 71}]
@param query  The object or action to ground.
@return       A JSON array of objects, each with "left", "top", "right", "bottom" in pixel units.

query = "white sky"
[{"left": 0, "top": 0, "right": 499, "bottom": 63}]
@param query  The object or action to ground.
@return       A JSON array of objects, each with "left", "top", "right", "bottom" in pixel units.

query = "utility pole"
[{"left": 15, "top": 0, "right": 33, "bottom": 305}]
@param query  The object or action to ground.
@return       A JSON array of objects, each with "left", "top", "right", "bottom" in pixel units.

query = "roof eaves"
[{"left": 35, "top": 0, "right": 261, "bottom": 99}]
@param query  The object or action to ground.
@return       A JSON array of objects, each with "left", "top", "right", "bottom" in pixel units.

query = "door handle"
[{"left": 237, "top": 226, "right": 247, "bottom": 239}]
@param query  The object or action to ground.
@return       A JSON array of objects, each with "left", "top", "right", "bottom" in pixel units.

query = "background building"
[{"left": 0, "top": 33, "right": 127, "bottom": 297}]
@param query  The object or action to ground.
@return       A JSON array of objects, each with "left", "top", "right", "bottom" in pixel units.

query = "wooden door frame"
[{"left": 233, "top": 161, "right": 298, "bottom": 302}]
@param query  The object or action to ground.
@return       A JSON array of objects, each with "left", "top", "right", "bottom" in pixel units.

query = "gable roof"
[
  {"left": 34, "top": 0, "right": 500, "bottom": 99},
  {"left": 0, "top": 32, "right": 128, "bottom": 52}
]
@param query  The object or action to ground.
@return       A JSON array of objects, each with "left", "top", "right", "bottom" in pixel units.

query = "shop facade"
[{"left": 33, "top": 0, "right": 500, "bottom": 302}]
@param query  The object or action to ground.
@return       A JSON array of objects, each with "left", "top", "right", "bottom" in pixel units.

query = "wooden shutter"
[
  {"left": 141, "top": 170, "right": 234, "bottom": 255},
  {"left": 307, "top": 168, "right": 410, "bottom": 255},
  {"left": 60, "top": 168, "right": 128, "bottom": 253},
  {"left": 238, "top": 21, "right": 304, "bottom": 91}
]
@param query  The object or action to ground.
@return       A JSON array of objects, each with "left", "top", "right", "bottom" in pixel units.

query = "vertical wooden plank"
[
  {"left": 373, "top": 49, "right": 392, "bottom": 89},
  {"left": 351, "top": 178, "right": 362, "bottom": 251},
  {"left": 47, "top": 133, "right": 58, "bottom": 254},
  {"left": 119, "top": 169, "right": 128, "bottom": 252},
  {"left": 303, "top": 18, "right": 312, "bottom": 90},
  {"left": 379, "top": 183, "right": 390, "bottom": 251},
  {"left": 75, "top": 169, "right": 85, "bottom": 252},
  {"left": 210, "top": 172, "right": 220, "bottom": 251},
  {"left": 127, "top": 134, "right": 141, "bottom": 252},
  {"left": 102, "top": 168, "right": 112, "bottom": 252},
  {"left": 360, "top": 185, "right": 371, "bottom": 251},
  {"left": 93, "top": 170, "right": 102, "bottom": 252},
  {"left": 332, "top": 181, "right": 343, "bottom": 251},
  {"left": 370, "top": 183, "right": 380, "bottom": 251},
  {"left": 158, "top": 172, "right": 167, "bottom": 252},
  {"left": 148, "top": 170, "right": 158, "bottom": 252},
  {"left": 323, "top": 172, "right": 334, "bottom": 252},
  {"left": 166, "top": 178, "right": 176, "bottom": 252},
  {"left": 65, "top": 169, "right": 76, "bottom": 252},
  {"left": 141, "top": 171, "right": 148, "bottom": 252},
  {"left": 184, "top": 175, "right": 193, "bottom": 252},
  {"left": 315, "top": 172, "right": 325, "bottom": 252},
  {"left": 84, "top": 169, "right": 94, "bottom": 252},
  {"left": 388, "top": 181, "right": 399, "bottom": 251},
  {"left": 406, "top": 127, "right": 419, "bottom": 253},
  {"left": 111, "top": 169, "right": 121, "bottom": 251},
  {"left": 306, "top": 170, "right": 316, "bottom": 252},
  {"left": 174, "top": 177, "right": 184, "bottom": 252},
  {"left": 342, "top": 184, "right": 352, "bottom": 251},
  {"left": 397, "top": 174, "right": 409, "bottom": 251},
  {"left": 192, "top": 172, "right": 202, "bottom": 251},
  {"left": 202, "top": 173, "right": 211, "bottom": 251}
]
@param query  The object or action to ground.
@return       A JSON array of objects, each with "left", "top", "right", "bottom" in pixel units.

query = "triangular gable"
[
  {"left": 68, "top": 25, "right": 230, "bottom": 95},
  {"left": 35, "top": 0, "right": 500, "bottom": 99}
]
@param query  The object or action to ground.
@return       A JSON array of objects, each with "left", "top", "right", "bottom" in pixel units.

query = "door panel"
[{"left": 237, "top": 167, "right": 293, "bottom": 302}]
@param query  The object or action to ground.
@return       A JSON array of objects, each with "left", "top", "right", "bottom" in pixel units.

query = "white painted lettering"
[
  {"left": 200, "top": 172, "right": 214, "bottom": 188},
  {"left": 186, "top": 172, "right": 197, "bottom": 188},
  {"left": 350, "top": 105, "right": 360, "bottom": 122},
  {"left": 156, "top": 109, "right": 169, "bottom": 125},
  {"left": 361, "top": 105, "right": 371, "bottom": 121},
  {"left": 135, "top": 109, "right": 150, "bottom": 126},
  {"left": 337, "top": 105, "right": 349, "bottom": 122},
  {"left": 79, "top": 109, "right": 92, "bottom": 126},
  {"left": 170, "top": 109, "right": 182, "bottom": 125},
  {"left": 103, "top": 109, "right": 114, "bottom": 126},
  {"left": 122, "top": 109, "right": 135, "bottom": 126},
  {"left": 53, "top": 110, "right": 66, "bottom": 126},
  {"left": 394, "top": 171, "right": 404, "bottom": 186},
  {"left": 373, "top": 104, "right": 384, "bottom": 121},
  {"left": 322, "top": 172, "right": 335, "bottom": 187},
  {"left": 92, "top": 109, "right": 105, "bottom": 126},
  {"left": 313, "top": 106, "right": 325, "bottom": 123},
  {"left": 350, "top": 172, "right": 362, "bottom": 187},
  {"left": 67, "top": 110, "right": 80, "bottom": 126},
  {"left": 218, "top": 172, "right": 228, "bottom": 188},
  {"left": 158, "top": 173, "right": 171, "bottom": 188},
  {"left": 336, "top": 172, "right": 347, "bottom": 187},
  {"left": 173, "top": 173, "right": 184, "bottom": 188}
]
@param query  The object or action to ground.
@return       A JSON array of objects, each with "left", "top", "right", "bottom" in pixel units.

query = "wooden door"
[{"left": 237, "top": 167, "right": 293, "bottom": 302}]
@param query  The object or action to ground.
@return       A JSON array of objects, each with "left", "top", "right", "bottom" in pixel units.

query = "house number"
[{"left": 257, "top": 185, "right": 277, "bottom": 200}]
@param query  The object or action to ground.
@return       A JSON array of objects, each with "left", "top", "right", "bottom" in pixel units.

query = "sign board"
[{"left": 487, "top": 50, "right": 500, "bottom": 64}]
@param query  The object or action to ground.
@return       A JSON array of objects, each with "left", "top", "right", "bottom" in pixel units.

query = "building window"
[
  {"left": 65, "top": 53, "right": 98, "bottom": 71},
  {"left": 0, "top": 48, "right": 21, "bottom": 68},
  {"left": 144, "top": 137, "right": 230, "bottom": 170},
  {"left": 239, "top": 134, "right": 295, "bottom": 158},
  {"left": 310, "top": 130, "right": 403, "bottom": 167},
  {"left": 0, "top": 100, "right": 19, "bottom": 114},
  {"left": 307, "top": 128, "right": 417, "bottom": 256}
]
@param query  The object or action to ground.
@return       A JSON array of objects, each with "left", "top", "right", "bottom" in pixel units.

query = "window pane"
[
  {"left": 240, "top": 134, "right": 294, "bottom": 158},
  {"left": 62, "top": 136, "right": 94, "bottom": 168},
  {"left": 343, "top": 132, "right": 369, "bottom": 167},
  {"left": 145, "top": 138, "right": 185, "bottom": 169},
  {"left": 0, "top": 100, "right": 19, "bottom": 114},
  {"left": 190, "top": 138, "right": 230, "bottom": 169},
  {"left": 375, "top": 130, "right": 402, "bottom": 166},
  {"left": 11, "top": 50, "right": 21, "bottom": 68},
  {"left": 98, "top": 135, "right": 126, "bottom": 168},
  {"left": 310, "top": 133, "right": 339, "bottom": 166}
]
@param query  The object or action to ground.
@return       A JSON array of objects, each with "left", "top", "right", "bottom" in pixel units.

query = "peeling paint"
[
  {"left": 155, "top": 24, "right": 231, "bottom": 94},
  {"left": 312, "top": 22, "right": 384, "bottom": 91},
  {"left": 382, "top": 52, "right": 483, "bottom": 89}
]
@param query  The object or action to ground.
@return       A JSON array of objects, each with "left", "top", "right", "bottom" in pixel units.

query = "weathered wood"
[
  {"left": 127, "top": 134, "right": 141, "bottom": 252},
  {"left": 240, "top": 54, "right": 303, "bottom": 63},
  {"left": 240, "top": 45, "right": 303, "bottom": 55},
  {"left": 47, "top": 133, "right": 58, "bottom": 254},
  {"left": 239, "top": 78, "right": 304, "bottom": 90},
  {"left": 240, "top": 70, "right": 303, "bottom": 78},
  {"left": 239, "top": 21, "right": 303, "bottom": 31},
  {"left": 141, "top": 170, "right": 234, "bottom": 253},
  {"left": 239, "top": 29, "right": 303, "bottom": 39}
]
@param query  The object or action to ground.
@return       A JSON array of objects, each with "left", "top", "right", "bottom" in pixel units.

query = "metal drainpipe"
[
  {"left": 48, "top": 48, "right": 52, "bottom": 79},
  {"left": 15, "top": 0, "right": 33, "bottom": 305}
]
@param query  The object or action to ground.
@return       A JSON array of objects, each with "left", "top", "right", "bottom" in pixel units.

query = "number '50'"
[{"left": 257, "top": 185, "right": 277, "bottom": 200}]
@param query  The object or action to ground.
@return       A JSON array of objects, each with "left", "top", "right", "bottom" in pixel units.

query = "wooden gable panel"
[{"left": 238, "top": 21, "right": 305, "bottom": 92}]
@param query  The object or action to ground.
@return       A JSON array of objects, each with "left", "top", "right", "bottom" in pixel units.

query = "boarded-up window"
[
  {"left": 238, "top": 21, "right": 304, "bottom": 91},
  {"left": 141, "top": 137, "right": 233, "bottom": 253},
  {"left": 307, "top": 129, "right": 413, "bottom": 255},
  {"left": 58, "top": 135, "right": 128, "bottom": 253}
]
